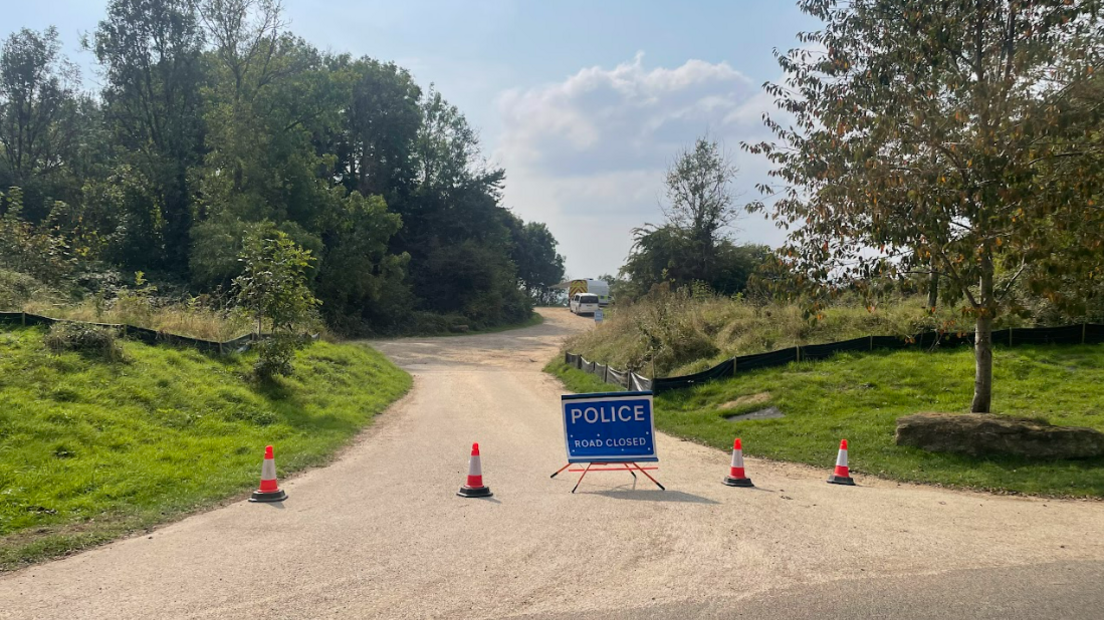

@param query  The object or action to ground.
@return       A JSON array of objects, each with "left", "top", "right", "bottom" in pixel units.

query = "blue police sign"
[
  {"left": 561, "top": 391, "right": 657, "bottom": 463},
  {"left": 594, "top": 308, "right": 604, "bottom": 323}
]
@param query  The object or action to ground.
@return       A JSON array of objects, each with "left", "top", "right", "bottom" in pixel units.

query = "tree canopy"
[
  {"left": 746, "top": 0, "right": 1104, "bottom": 412},
  {"left": 0, "top": 0, "right": 565, "bottom": 335},
  {"left": 621, "top": 136, "right": 771, "bottom": 300}
]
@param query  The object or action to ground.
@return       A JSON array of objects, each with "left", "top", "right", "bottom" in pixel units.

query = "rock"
[
  {"left": 725, "top": 406, "right": 785, "bottom": 422},
  {"left": 895, "top": 412, "right": 1104, "bottom": 459}
]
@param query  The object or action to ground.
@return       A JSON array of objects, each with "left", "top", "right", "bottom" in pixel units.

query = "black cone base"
[
  {"left": 723, "top": 476, "right": 754, "bottom": 487},
  {"left": 249, "top": 489, "right": 287, "bottom": 502},
  {"left": 827, "top": 475, "right": 855, "bottom": 486},
  {"left": 457, "top": 485, "right": 493, "bottom": 498}
]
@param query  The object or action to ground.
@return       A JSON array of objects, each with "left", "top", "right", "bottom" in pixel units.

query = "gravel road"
[{"left": 2, "top": 307, "right": 1103, "bottom": 619}]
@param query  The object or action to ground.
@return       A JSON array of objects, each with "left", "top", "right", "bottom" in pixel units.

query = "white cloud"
[{"left": 494, "top": 53, "right": 791, "bottom": 278}]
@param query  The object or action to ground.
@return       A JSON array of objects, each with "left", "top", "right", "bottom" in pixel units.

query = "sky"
[{"left": 2, "top": 0, "right": 821, "bottom": 279}]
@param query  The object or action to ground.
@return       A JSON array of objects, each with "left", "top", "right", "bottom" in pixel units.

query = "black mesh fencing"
[
  {"left": 566, "top": 323, "right": 1104, "bottom": 395},
  {"left": 0, "top": 312, "right": 257, "bottom": 356}
]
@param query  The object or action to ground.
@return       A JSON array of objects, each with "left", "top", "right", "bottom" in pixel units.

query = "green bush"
[
  {"left": 252, "top": 335, "right": 300, "bottom": 380},
  {"left": 43, "top": 322, "right": 122, "bottom": 361}
]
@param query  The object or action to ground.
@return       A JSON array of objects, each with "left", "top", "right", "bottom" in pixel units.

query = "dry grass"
[
  {"left": 21, "top": 299, "right": 251, "bottom": 342},
  {"left": 565, "top": 287, "right": 1032, "bottom": 377}
]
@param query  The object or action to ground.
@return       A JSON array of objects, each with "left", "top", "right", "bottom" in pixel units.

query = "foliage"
[
  {"left": 508, "top": 218, "right": 565, "bottom": 303},
  {"left": 232, "top": 231, "right": 320, "bottom": 378},
  {"left": 745, "top": 1, "right": 1104, "bottom": 412},
  {"left": 0, "top": 187, "right": 74, "bottom": 282},
  {"left": 620, "top": 136, "right": 768, "bottom": 300},
  {"left": 42, "top": 322, "right": 122, "bottom": 361},
  {"left": 0, "top": 268, "right": 44, "bottom": 309},
  {"left": 661, "top": 136, "right": 740, "bottom": 281},
  {"left": 91, "top": 0, "right": 206, "bottom": 271},
  {"left": 550, "top": 342, "right": 1104, "bottom": 498},
  {"left": 562, "top": 288, "right": 1029, "bottom": 377},
  {"left": 0, "top": 328, "right": 411, "bottom": 570},
  {"left": 0, "top": 26, "right": 86, "bottom": 220},
  {"left": 1, "top": 3, "right": 565, "bottom": 337},
  {"left": 621, "top": 224, "right": 772, "bottom": 301}
]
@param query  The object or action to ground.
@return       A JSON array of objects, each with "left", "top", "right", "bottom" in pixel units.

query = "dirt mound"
[
  {"left": 718, "top": 392, "right": 771, "bottom": 410},
  {"left": 896, "top": 412, "right": 1104, "bottom": 459}
]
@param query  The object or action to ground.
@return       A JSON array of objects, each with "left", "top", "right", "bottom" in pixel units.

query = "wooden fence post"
[
  {"left": 1083, "top": 323, "right": 1087, "bottom": 345},
  {"left": 869, "top": 335, "right": 873, "bottom": 351}
]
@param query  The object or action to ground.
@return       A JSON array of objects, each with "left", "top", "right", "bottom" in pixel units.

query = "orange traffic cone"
[
  {"left": 723, "top": 438, "right": 754, "bottom": 487},
  {"left": 250, "top": 445, "right": 288, "bottom": 502},
  {"left": 457, "top": 442, "right": 493, "bottom": 498},
  {"left": 827, "top": 439, "right": 855, "bottom": 486}
]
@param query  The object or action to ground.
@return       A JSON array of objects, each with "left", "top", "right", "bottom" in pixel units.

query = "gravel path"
[{"left": 2, "top": 308, "right": 1103, "bottom": 619}]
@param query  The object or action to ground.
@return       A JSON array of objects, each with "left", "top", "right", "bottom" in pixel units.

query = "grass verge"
[
  {"left": 546, "top": 343, "right": 1104, "bottom": 498},
  {"left": 0, "top": 327, "right": 411, "bottom": 571}
]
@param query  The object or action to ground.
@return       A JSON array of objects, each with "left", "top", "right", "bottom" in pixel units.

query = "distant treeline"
[{"left": 0, "top": 0, "right": 565, "bottom": 335}]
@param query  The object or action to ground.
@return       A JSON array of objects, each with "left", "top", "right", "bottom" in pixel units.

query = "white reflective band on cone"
[
  {"left": 730, "top": 450, "right": 744, "bottom": 469},
  {"left": 261, "top": 458, "right": 277, "bottom": 480},
  {"left": 468, "top": 455, "right": 482, "bottom": 477},
  {"left": 836, "top": 449, "right": 848, "bottom": 468}
]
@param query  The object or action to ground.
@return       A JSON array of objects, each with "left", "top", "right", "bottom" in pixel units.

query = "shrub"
[{"left": 44, "top": 322, "right": 123, "bottom": 361}]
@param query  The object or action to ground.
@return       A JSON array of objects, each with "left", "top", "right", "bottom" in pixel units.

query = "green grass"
[
  {"left": 0, "top": 327, "right": 411, "bottom": 571},
  {"left": 547, "top": 343, "right": 1104, "bottom": 498}
]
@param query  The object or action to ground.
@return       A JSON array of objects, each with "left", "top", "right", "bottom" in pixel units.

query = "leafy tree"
[
  {"left": 91, "top": 0, "right": 206, "bottom": 271},
  {"left": 620, "top": 224, "right": 770, "bottom": 300},
  {"left": 315, "top": 190, "right": 409, "bottom": 334},
  {"left": 662, "top": 136, "right": 740, "bottom": 283},
  {"left": 233, "top": 231, "right": 320, "bottom": 378},
  {"left": 0, "top": 27, "right": 86, "bottom": 219},
  {"left": 508, "top": 217, "right": 565, "bottom": 302},
  {"left": 334, "top": 57, "right": 422, "bottom": 199},
  {"left": 745, "top": 0, "right": 1104, "bottom": 412}
]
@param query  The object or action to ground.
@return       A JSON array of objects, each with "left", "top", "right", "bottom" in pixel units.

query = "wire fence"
[{"left": 565, "top": 323, "right": 1104, "bottom": 395}]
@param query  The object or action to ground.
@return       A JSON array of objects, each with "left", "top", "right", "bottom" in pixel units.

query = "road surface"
[{"left": 2, "top": 308, "right": 1103, "bottom": 619}]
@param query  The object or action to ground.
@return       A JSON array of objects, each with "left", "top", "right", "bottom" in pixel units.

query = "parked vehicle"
[
  {"left": 568, "top": 279, "right": 611, "bottom": 306},
  {"left": 570, "top": 293, "right": 600, "bottom": 316}
]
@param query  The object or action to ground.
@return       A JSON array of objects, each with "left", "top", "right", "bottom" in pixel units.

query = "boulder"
[{"left": 895, "top": 412, "right": 1104, "bottom": 459}]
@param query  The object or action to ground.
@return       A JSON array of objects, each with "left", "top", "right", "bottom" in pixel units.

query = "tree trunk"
[
  {"left": 971, "top": 258, "right": 995, "bottom": 413},
  {"left": 927, "top": 257, "right": 939, "bottom": 309}
]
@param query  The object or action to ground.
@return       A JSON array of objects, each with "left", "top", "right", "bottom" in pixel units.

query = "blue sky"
[{"left": 3, "top": 1, "right": 820, "bottom": 278}]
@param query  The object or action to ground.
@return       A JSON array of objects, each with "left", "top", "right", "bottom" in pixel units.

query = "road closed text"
[{"left": 572, "top": 436, "right": 648, "bottom": 449}]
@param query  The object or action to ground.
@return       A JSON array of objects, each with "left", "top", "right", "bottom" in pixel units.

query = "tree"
[
  {"left": 620, "top": 224, "right": 770, "bottom": 300},
  {"left": 335, "top": 57, "right": 422, "bottom": 199},
  {"left": 0, "top": 27, "right": 86, "bottom": 218},
  {"left": 233, "top": 230, "right": 320, "bottom": 378},
  {"left": 508, "top": 218, "right": 565, "bottom": 302},
  {"left": 662, "top": 136, "right": 740, "bottom": 283},
  {"left": 745, "top": 0, "right": 1104, "bottom": 412},
  {"left": 91, "top": 0, "right": 206, "bottom": 270}
]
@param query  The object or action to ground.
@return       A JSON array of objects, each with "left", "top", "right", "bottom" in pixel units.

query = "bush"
[
  {"left": 44, "top": 322, "right": 123, "bottom": 361},
  {"left": 0, "top": 269, "right": 45, "bottom": 309},
  {"left": 252, "top": 335, "right": 300, "bottom": 381}
]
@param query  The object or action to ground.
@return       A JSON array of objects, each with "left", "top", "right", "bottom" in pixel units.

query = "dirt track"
[{"left": 2, "top": 308, "right": 1103, "bottom": 619}]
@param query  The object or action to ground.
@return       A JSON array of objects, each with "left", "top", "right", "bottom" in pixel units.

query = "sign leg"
[
  {"left": 571, "top": 462, "right": 594, "bottom": 494},
  {"left": 550, "top": 463, "right": 572, "bottom": 479},
  {"left": 622, "top": 462, "right": 637, "bottom": 482},
  {"left": 632, "top": 462, "right": 665, "bottom": 491}
]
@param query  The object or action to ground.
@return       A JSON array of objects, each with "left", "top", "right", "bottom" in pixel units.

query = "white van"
[{"left": 570, "top": 293, "right": 600, "bottom": 316}]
